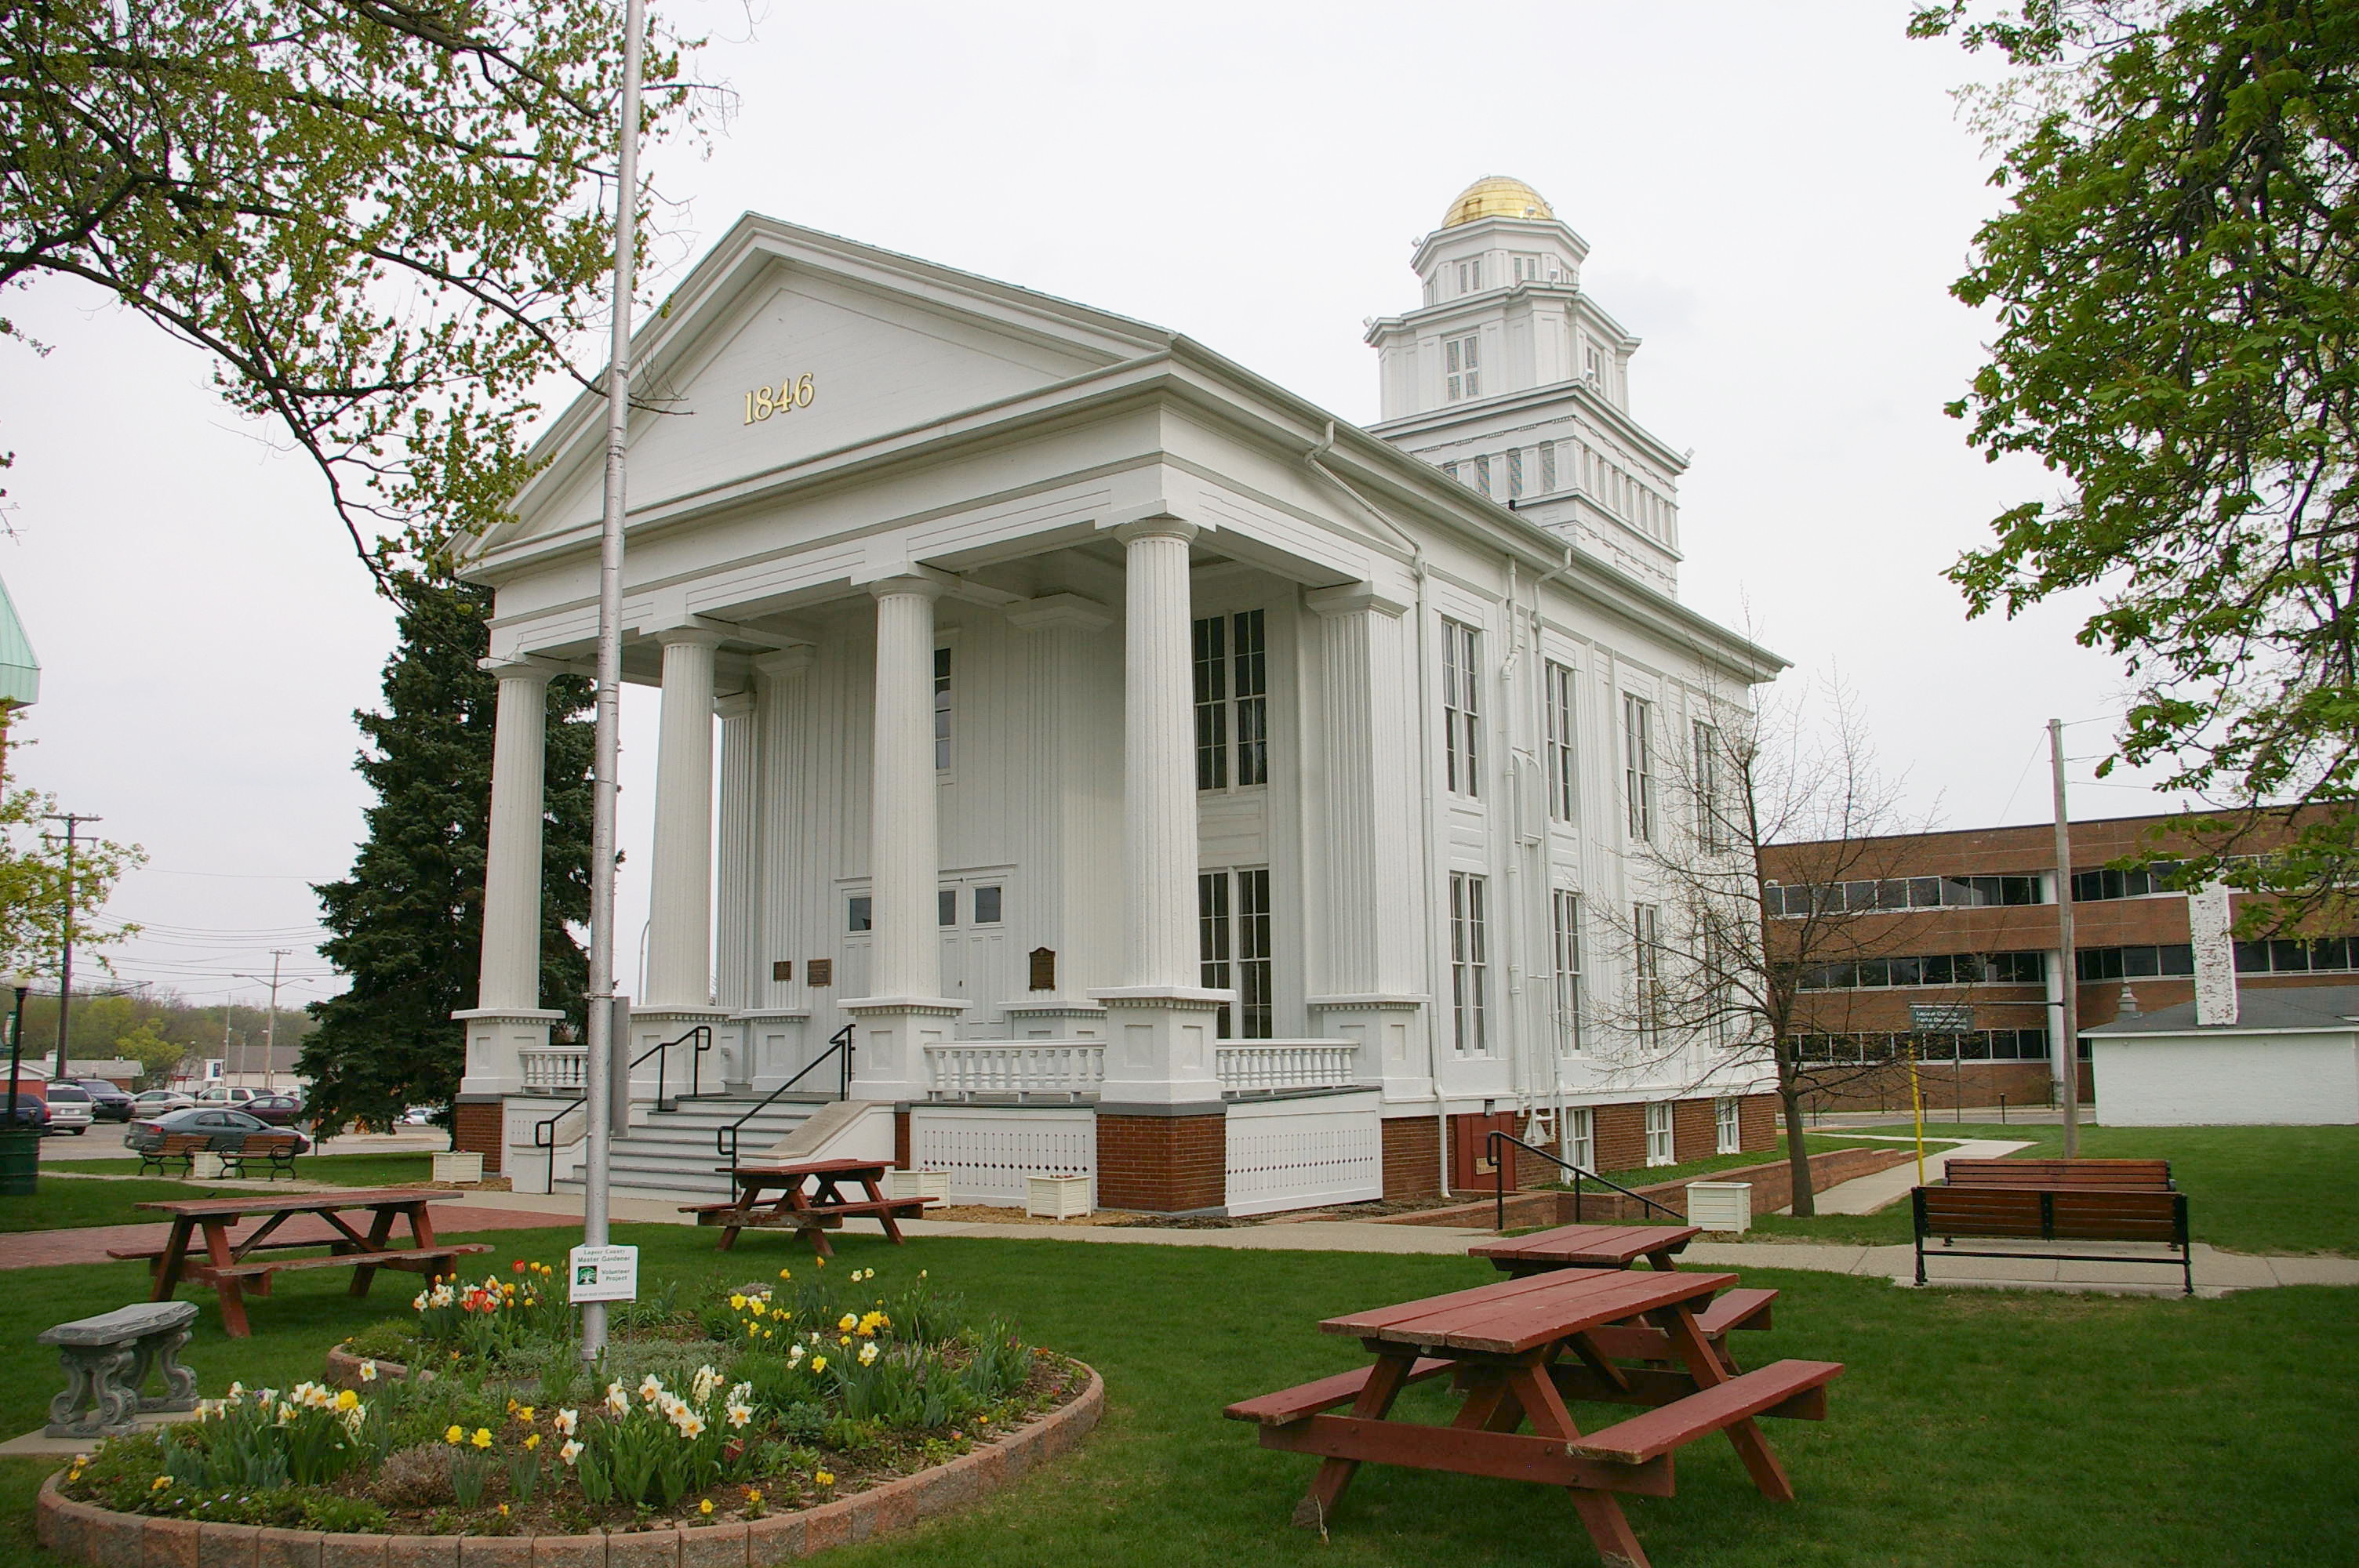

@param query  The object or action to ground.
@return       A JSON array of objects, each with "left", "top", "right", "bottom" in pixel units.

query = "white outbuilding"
[{"left": 2085, "top": 985, "right": 2359, "bottom": 1126}]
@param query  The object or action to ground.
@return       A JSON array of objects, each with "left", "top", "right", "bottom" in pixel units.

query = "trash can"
[{"left": 0, "top": 1127, "right": 38, "bottom": 1196}]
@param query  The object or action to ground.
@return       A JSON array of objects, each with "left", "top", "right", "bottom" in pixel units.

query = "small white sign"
[{"left": 568, "top": 1243, "right": 638, "bottom": 1304}]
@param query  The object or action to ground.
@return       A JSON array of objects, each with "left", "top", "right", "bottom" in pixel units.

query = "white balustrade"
[
  {"left": 1216, "top": 1041, "right": 1361, "bottom": 1094},
  {"left": 520, "top": 1048, "right": 588, "bottom": 1094},
  {"left": 924, "top": 1043, "right": 1104, "bottom": 1100}
]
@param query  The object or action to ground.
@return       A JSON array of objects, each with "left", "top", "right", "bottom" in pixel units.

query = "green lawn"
[
  {"left": 0, "top": 1225, "right": 2352, "bottom": 1566},
  {"left": 1751, "top": 1124, "right": 2359, "bottom": 1256},
  {"left": 46, "top": 1152, "right": 434, "bottom": 1188},
  {"left": 0, "top": 1176, "right": 251, "bottom": 1232},
  {"left": 1580, "top": 1134, "right": 1897, "bottom": 1192}
]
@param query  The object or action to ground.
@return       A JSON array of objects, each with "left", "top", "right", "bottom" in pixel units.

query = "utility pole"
[
  {"left": 2048, "top": 720, "right": 2081, "bottom": 1158},
  {"left": 261, "top": 951, "right": 286, "bottom": 1091},
  {"left": 45, "top": 812, "right": 96, "bottom": 1081},
  {"left": 580, "top": 0, "right": 649, "bottom": 1362}
]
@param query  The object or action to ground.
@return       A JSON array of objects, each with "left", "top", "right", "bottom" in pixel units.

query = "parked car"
[
  {"left": 398, "top": 1105, "right": 440, "bottom": 1127},
  {"left": 243, "top": 1093, "right": 307, "bottom": 1127},
  {"left": 39, "top": 1082, "right": 94, "bottom": 1134},
  {"left": 195, "top": 1085, "right": 260, "bottom": 1105},
  {"left": 1, "top": 1097, "right": 47, "bottom": 1131},
  {"left": 76, "top": 1080, "right": 136, "bottom": 1121},
  {"left": 131, "top": 1089, "right": 196, "bottom": 1116},
  {"left": 125, "top": 1107, "right": 311, "bottom": 1156}
]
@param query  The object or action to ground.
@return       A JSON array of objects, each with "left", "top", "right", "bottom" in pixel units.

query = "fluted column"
[
  {"left": 845, "top": 577, "right": 964, "bottom": 1101},
  {"left": 1118, "top": 520, "right": 1201, "bottom": 988},
  {"left": 456, "top": 660, "right": 563, "bottom": 1127},
  {"left": 1093, "top": 518, "right": 1227, "bottom": 1109},
  {"left": 645, "top": 629, "right": 723, "bottom": 1009}
]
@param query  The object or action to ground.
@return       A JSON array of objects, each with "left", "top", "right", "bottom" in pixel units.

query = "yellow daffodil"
[
  {"left": 498, "top": 1504, "right": 510, "bottom": 1518},
  {"left": 524, "top": 1433, "right": 541, "bottom": 1451},
  {"left": 518, "top": 1406, "right": 535, "bottom": 1423},
  {"left": 699, "top": 1499, "right": 714, "bottom": 1515},
  {"left": 815, "top": 1470, "right": 834, "bottom": 1486},
  {"left": 810, "top": 1355, "right": 827, "bottom": 1374},
  {"left": 471, "top": 1427, "right": 493, "bottom": 1450},
  {"left": 151, "top": 1476, "right": 171, "bottom": 1492},
  {"left": 837, "top": 1313, "right": 857, "bottom": 1332},
  {"left": 729, "top": 1294, "right": 747, "bottom": 1310},
  {"left": 777, "top": 1268, "right": 791, "bottom": 1280},
  {"left": 745, "top": 1488, "right": 763, "bottom": 1506},
  {"left": 446, "top": 1425, "right": 465, "bottom": 1444}
]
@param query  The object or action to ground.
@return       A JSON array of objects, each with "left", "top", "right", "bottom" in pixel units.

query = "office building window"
[
  {"left": 1552, "top": 890, "right": 1583, "bottom": 1053},
  {"left": 1623, "top": 694, "right": 1655, "bottom": 840},
  {"left": 1645, "top": 1102, "right": 1674, "bottom": 1167},
  {"left": 2077, "top": 944, "right": 2197, "bottom": 982},
  {"left": 1545, "top": 662, "right": 1576, "bottom": 822},
  {"left": 1765, "top": 874, "right": 2045, "bottom": 917},
  {"left": 1798, "top": 950, "right": 2050, "bottom": 989},
  {"left": 1450, "top": 872, "right": 1489, "bottom": 1054},
  {"left": 1445, "top": 332, "right": 1481, "bottom": 400},
  {"left": 2071, "top": 863, "right": 2183, "bottom": 901},
  {"left": 1198, "top": 868, "right": 1274, "bottom": 1040},
  {"left": 1692, "top": 720, "right": 1725, "bottom": 851},
  {"left": 1442, "top": 619, "right": 1482, "bottom": 797},
  {"left": 2234, "top": 936, "right": 2359, "bottom": 975},
  {"left": 933, "top": 647, "right": 952, "bottom": 769},
  {"left": 1193, "top": 610, "right": 1267, "bottom": 791},
  {"left": 1799, "top": 1028, "right": 2055, "bottom": 1063}
]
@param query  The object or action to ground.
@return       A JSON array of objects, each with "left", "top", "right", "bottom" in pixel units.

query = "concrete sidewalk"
[
  {"left": 423, "top": 1189, "right": 2359, "bottom": 1300},
  {"left": 1794, "top": 1136, "right": 2034, "bottom": 1214}
]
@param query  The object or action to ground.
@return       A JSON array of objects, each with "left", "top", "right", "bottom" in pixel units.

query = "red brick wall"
[
  {"left": 453, "top": 1100, "right": 503, "bottom": 1174},
  {"left": 1381, "top": 1115, "right": 1441, "bottom": 1199},
  {"left": 1593, "top": 1104, "right": 1646, "bottom": 1174},
  {"left": 1096, "top": 1113, "right": 1225, "bottom": 1213},
  {"left": 1739, "top": 1094, "right": 1779, "bottom": 1150},
  {"left": 892, "top": 1110, "right": 911, "bottom": 1171},
  {"left": 1671, "top": 1099, "right": 1716, "bottom": 1162},
  {"left": 1801, "top": 1061, "right": 2059, "bottom": 1115}
]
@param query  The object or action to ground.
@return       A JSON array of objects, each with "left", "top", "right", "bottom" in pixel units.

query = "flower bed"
[{"left": 41, "top": 1258, "right": 1100, "bottom": 1557}]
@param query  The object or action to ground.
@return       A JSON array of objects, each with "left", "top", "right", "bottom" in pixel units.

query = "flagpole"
[{"left": 581, "top": 0, "right": 646, "bottom": 1363}]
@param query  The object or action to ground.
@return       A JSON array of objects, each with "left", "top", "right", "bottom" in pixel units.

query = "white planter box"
[
  {"left": 188, "top": 1152, "right": 227, "bottom": 1181},
  {"left": 1687, "top": 1181, "right": 1752, "bottom": 1233},
  {"left": 1024, "top": 1174, "right": 1091, "bottom": 1219},
  {"left": 433, "top": 1151, "right": 485, "bottom": 1185},
  {"left": 885, "top": 1169, "right": 951, "bottom": 1203}
]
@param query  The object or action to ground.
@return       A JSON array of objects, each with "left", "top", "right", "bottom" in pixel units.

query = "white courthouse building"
[{"left": 454, "top": 176, "right": 1784, "bottom": 1213}]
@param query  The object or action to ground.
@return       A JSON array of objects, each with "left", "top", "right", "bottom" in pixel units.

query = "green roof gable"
[{"left": 0, "top": 575, "right": 39, "bottom": 708}]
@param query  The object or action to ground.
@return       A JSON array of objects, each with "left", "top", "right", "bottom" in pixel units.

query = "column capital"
[
  {"left": 714, "top": 691, "right": 757, "bottom": 722},
  {"left": 1006, "top": 593, "right": 1114, "bottom": 633},
  {"left": 754, "top": 646, "right": 816, "bottom": 681},
  {"left": 1110, "top": 516, "right": 1198, "bottom": 548},
  {"left": 866, "top": 572, "right": 951, "bottom": 603},
  {"left": 476, "top": 655, "right": 562, "bottom": 683},
  {"left": 654, "top": 625, "right": 728, "bottom": 649},
  {"left": 1306, "top": 583, "right": 1411, "bottom": 620}
]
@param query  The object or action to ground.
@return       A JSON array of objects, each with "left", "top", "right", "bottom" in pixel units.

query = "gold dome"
[{"left": 1441, "top": 176, "right": 1554, "bottom": 228}]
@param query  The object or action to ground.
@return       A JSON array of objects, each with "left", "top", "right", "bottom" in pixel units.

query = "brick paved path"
[{"left": 0, "top": 1204, "right": 579, "bottom": 1271}]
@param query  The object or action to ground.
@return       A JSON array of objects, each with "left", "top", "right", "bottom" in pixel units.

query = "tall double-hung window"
[
  {"left": 1551, "top": 890, "right": 1583, "bottom": 1053},
  {"left": 1192, "top": 610, "right": 1267, "bottom": 790},
  {"left": 1692, "top": 720, "right": 1725, "bottom": 851},
  {"left": 933, "top": 648, "right": 952, "bottom": 769},
  {"left": 1633, "top": 902, "right": 1663, "bottom": 1040},
  {"left": 1445, "top": 333, "right": 1481, "bottom": 401},
  {"left": 1545, "top": 662, "right": 1577, "bottom": 822},
  {"left": 1623, "top": 694, "right": 1656, "bottom": 840},
  {"left": 1198, "top": 868, "right": 1273, "bottom": 1040},
  {"left": 1442, "top": 619, "right": 1482, "bottom": 797},
  {"left": 1450, "top": 872, "right": 1489, "bottom": 1054}
]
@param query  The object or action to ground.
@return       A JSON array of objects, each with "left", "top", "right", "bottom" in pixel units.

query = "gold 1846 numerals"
[{"left": 743, "top": 373, "right": 816, "bottom": 424}]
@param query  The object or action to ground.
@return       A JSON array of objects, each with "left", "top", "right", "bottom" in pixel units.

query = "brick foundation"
[
  {"left": 1380, "top": 1115, "right": 1441, "bottom": 1199},
  {"left": 1095, "top": 1113, "right": 1225, "bottom": 1212},
  {"left": 893, "top": 1109, "right": 911, "bottom": 1171},
  {"left": 1383, "top": 1143, "right": 1911, "bottom": 1228},
  {"left": 453, "top": 1099, "right": 503, "bottom": 1175},
  {"left": 1379, "top": 1093, "right": 1781, "bottom": 1201}
]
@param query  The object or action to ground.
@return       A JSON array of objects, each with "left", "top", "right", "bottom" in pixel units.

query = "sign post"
[
  {"left": 1909, "top": 1005, "right": 1975, "bottom": 1183},
  {"left": 568, "top": 1243, "right": 639, "bottom": 1305}
]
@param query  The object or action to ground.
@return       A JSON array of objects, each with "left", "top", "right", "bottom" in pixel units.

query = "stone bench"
[{"left": 38, "top": 1301, "right": 200, "bottom": 1438}]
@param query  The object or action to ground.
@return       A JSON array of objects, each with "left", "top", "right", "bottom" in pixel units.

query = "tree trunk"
[{"left": 1779, "top": 1069, "right": 1817, "bottom": 1218}]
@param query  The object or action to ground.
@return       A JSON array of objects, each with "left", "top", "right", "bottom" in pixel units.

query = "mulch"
[{"left": 0, "top": 1205, "right": 580, "bottom": 1272}]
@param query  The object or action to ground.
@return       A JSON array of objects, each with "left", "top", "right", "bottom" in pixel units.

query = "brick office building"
[{"left": 1761, "top": 809, "right": 2358, "bottom": 1113}]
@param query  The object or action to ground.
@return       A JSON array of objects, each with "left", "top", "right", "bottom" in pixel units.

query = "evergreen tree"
[{"left": 300, "top": 573, "right": 591, "bottom": 1131}]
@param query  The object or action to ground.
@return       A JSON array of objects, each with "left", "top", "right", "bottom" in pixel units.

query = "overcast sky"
[{"left": 0, "top": 1, "right": 2188, "bottom": 1021}]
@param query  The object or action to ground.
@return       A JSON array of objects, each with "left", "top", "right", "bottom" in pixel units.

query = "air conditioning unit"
[{"left": 1686, "top": 1181, "right": 1753, "bottom": 1233}]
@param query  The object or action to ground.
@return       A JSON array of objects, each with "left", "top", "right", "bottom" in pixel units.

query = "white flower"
[
  {"left": 672, "top": 1410, "right": 707, "bottom": 1439},
  {"left": 605, "top": 1382, "right": 630, "bottom": 1417},
  {"left": 857, "top": 1341, "right": 879, "bottom": 1367},
  {"left": 559, "top": 1439, "right": 583, "bottom": 1467},
  {"left": 787, "top": 1343, "right": 805, "bottom": 1363},
  {"left": 725, "top": 1403, "right": 753, "bottom": 1430},
  {"left": 225, "top": 1382, "right": 245, "bottom": 1402},
  {"left": 275, "top": 1404, "right": 296, "bottom": 1427},
  {"left": 637, "top": 1374, "right": 666, "bottom": 1406},
  {"left": 358, "top": 1361, "right": 379, "bottom": 1383},
  {"left": 552, "top": 1408, "right": 578, "bottom": 1437},
  {"left": 691, "top": 1365, "right": 721, "bottom": 1404}
]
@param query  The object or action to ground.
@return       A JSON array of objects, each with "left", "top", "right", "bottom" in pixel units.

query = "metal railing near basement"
[
  {"left": 714, "top": 1023, "right": 855, "bottom": 1169},
  {"left": 1485, "top": 1129, "right": 1685, "bottom": 1233}
]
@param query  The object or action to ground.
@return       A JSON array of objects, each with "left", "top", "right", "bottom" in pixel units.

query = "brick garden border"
[{"left": 35, "top": 1363, "right": 1103, "bottom": 1567}]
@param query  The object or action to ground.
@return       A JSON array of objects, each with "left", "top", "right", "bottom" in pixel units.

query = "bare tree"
[{"left": 1590, "top": 675, "right": 1949, "bottom": 1217}]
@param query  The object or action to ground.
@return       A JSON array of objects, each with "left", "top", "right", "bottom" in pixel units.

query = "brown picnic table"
[
  {"left": 1471, "top": 1221, "right": 1702, "bottom": 1275},
  {"left": 1225, "top": 1267, "right": 1842, "bottom": 1568},
  {"left": 117, "top": 1188, "right": 489, "bottom": 1338},
  {"left": 682, "top": 1159, "right": 933, "bottom": 1258}
]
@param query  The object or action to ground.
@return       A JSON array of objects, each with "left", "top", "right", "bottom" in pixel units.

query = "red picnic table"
[
  {"left": 682, "top": 1159, "right": 933, "bottom": 1257},
  {"left": 114, "top": 1188, "right": 489, "bottom": 1338},
  {"left": 1225, "top": 1266, "right": 1842, "bottom": 1568},
  {"left": 1471, "top": 1221, "right": 1701, "bottom": 1275}
]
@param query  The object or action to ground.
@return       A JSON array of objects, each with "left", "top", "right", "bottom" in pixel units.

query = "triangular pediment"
[{"left": 492, "top": 216, "right": 1172, "bottom": 547}]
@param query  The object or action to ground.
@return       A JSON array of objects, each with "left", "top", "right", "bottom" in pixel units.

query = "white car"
[
  {"left": 196, "top": 1085, "right": 260, "bottom": 1105},
  {"left": 39, "top": 1082, "right": 95, "bottom": 1134},
  {"left": 133, "top": 1089, "right": 197, "bottom": 1115}
]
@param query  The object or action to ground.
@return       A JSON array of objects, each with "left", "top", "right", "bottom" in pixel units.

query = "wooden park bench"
[
  {"left": 1913, "top": 1184, "right": 2193, "bottom": 1294},
  {"left": 1943, "top": 1158, "right": 2174, "bottom": 1191},
  {"left": 137, "top": 1134, "right": 209, "bottom": 1178},
  {"left": 218, "top": 1133, "right": 303, "bottom": 1181}
]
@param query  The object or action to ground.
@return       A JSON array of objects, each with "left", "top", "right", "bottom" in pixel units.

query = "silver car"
[{"left": 40, "top": 1082, "right": 94, "bottom": 1134}]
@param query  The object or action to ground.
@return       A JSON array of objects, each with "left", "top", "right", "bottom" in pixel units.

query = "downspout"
[
  {"left": 1501, "top": 555, "right": 1527, "bottom": 1116},
  {"left": 1303, "top": 424, "right": 1449, "bottom": 1195}
]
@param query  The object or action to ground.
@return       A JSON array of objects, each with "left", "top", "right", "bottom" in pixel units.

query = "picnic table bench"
[
  {"left": 1943, "top": 1157, "right": 2174, "bottom": 1191},
  {"left": 1225, "top": 1266, "right": 1842, "bottom": 1567},
  {"left": 113, "top": 1188, "right": 490, "bottom": 1337},
  {"left": 682, "top": 1159, "right": 933, "bottom": 1258},
  {"left": 1913, "top": 1184, "right": 2193, "bottom": 1294}
]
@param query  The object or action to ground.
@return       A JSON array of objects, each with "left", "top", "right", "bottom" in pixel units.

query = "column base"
[
  {"left": 1094, "top": 1102, "right": 1227, "bottom": 1213},
  {"left": 453, "top": 1009, "right": 565, "bottom": 1099},
  {"left": 627, "top": 1008, "right": 733, "bottom": 1104},
  {"left": 734, "top": 1009, "right": 813, "bottom": 1091},
  {"left": 1307, "top": 995, "right": 1430, "bottom": 1098},
  {"left": 1089, "top": 987, "right": 1231, "bottom": 1105},
  {"left": 842, "top": 997, "right": 969, "bottom": 1103}
]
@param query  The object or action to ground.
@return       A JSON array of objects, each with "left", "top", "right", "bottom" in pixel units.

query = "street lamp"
[{"left": 1, "top": 972, "right": 36, "bottom": 1196}]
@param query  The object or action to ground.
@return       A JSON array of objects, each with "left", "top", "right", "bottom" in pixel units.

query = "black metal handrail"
[
  {"left": 715, "top": 1023, "right": 854, "bottom": 1168},
  {"left": 1485, "top": 1129, "right": 1684, "bottom": 1232},
  {"left": 533, "top": 1025, "right": 712, "bottom": 1189}
]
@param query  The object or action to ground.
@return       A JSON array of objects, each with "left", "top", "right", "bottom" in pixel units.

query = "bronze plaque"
[
  {"left": 1028, "top": 947, "right": 1056, "bottom": 991},
  {"left": 807, "top": 958, "right": 834, "bottom": 987},
  {"left": 771, "top": 960, "right": 793, "bottom": 983}
]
